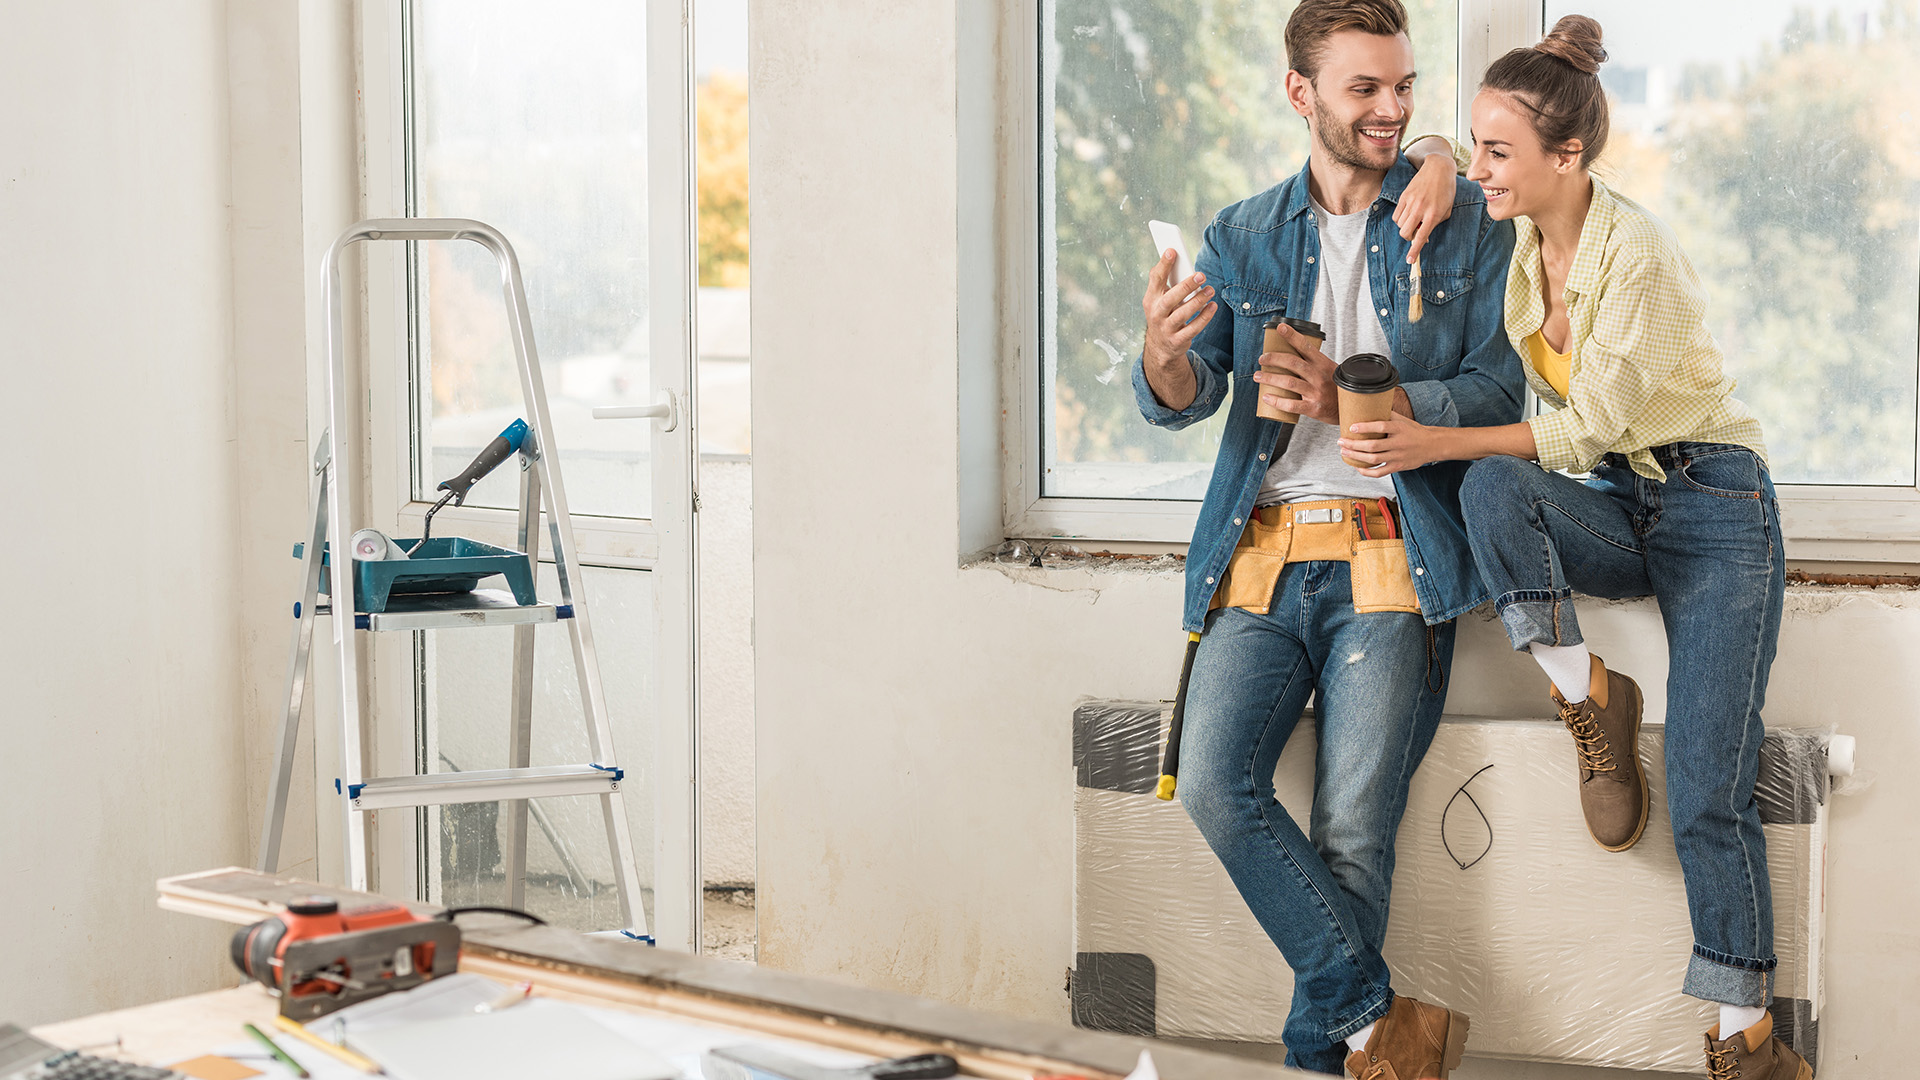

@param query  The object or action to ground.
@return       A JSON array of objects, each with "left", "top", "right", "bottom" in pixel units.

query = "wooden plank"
[
  {"left": 461, "top": 926, "right": 1305, "bottom": 1080},
  {"left": 158, "top": 867, "right": 441, "bottom": 925}
]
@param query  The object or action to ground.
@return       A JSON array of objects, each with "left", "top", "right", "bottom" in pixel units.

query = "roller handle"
[{"left": 437, "top": 419, "right": 528, "bottom": 505}]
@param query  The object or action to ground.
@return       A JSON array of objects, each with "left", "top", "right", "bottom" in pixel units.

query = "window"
[
  {"left": 1019, "top": 0, "right": 1920, "bottom": 555},
  {"left": 1544, "top": 0, "right": 1919, "bottom": 486},
  {"left": 1038, "top": 0, "right": 1459, "bottom": 504},
  {"left": 406, "top": 0, "right": 654, "bottom": 520}
]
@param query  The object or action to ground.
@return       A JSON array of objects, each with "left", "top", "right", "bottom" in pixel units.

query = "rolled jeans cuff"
[
  {"left": 1684, "top": 945, "right": 1777, "bottom": 1007},
  {"left": 1492, "top": 589, "right": 1581, "bottom": 651},
  {"left": 1326, "top": 990, "right": 1395, "bottom": 1043}
]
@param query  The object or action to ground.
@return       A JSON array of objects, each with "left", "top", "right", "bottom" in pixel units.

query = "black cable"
[
  {"left": 1441, "top": 763, "right": 1496, "bottom": 870},
  {"left": 435, "top": 905, "right": 547, "bottom": 926}
]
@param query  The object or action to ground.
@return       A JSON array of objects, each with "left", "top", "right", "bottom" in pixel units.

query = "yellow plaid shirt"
[{"left": 1506, "top": 176, "right": 1767, "bottom": 479}]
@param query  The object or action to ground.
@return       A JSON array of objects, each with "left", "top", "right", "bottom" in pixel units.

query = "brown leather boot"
[
  {"left": 1704, "top": 1012, "right": 1813, "bottom": 1080},
  {"left": 1343, "top": 994, "right": 1470, "bottom": 1079},
  {"left": 1550, "top": 654, "right": 1648, "bottom": 852}
]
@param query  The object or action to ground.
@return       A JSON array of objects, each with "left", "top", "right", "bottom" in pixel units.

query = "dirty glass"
[
  {"left": 408, "top": 0, "right": 654, "bottom": 519},
  {"left": 1542, "top": 1, "right": 1920, "bottom": 485},
  {"left": 1041, "top": 0, "right": 1460, "bottom": 499}
]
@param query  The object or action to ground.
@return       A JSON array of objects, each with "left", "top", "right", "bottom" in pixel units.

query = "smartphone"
[{"left": 1148, "top": 220, "right": 1196, "bottom": 292}]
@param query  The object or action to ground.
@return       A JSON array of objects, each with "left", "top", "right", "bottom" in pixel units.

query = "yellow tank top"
[{"left": 1524, "top": 330, "right": 1571, "bottom": 399}]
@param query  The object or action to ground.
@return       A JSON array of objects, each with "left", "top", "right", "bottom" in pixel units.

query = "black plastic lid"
[
  {"left": 1260, "top": 316, "right": 1324, "bottom": 338},
  {"left": 1334, "top": 353, "right": 1400, "bottom": 393},
  {"left": 287, "top": 895, "right": 340, "bottom": 916}
]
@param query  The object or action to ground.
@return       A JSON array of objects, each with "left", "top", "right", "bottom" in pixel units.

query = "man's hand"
[
  {"left": 1338, "top": 412, "right": 1455, "bottom": 477},
  {"left": 1393, "top": 151, "right": 1457, "bottom": 266},
  {"left": 1254, "top": 323, "right": 1339, "bottom": 426},
  {"left": 1141, "top": 249, "right": 1217, "bottom": 411}
]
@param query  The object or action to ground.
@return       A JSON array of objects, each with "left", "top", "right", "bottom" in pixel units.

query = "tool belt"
[{"left": 1209, "top": 497, "right": 1422, "bottom": 615}]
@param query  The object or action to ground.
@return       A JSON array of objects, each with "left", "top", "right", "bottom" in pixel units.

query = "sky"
[{"left": 696, "top": 0, "right": 748, "bottom": 76}]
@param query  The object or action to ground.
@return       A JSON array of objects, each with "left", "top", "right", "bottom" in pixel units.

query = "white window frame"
[{"left": 1003, "top": 0, "right": 1920, "bottom": 562}]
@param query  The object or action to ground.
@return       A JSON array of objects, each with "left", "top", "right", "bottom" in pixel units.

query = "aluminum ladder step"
[
  {"left": 340, "top": 763, "right": 624, "bottom": 810},
  {"left": 314, "top": 588, "right": 562, "bottom": 632}
]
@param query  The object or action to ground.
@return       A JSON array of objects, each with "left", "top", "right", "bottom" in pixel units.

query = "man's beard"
[{"left": 1312, "top": 97, "right": 1401, "bottom": 172}]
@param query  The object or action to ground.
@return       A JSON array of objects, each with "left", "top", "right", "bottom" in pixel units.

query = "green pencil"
[{"left": 243, "top": 1021, "right": 311, "bottom": 1078}]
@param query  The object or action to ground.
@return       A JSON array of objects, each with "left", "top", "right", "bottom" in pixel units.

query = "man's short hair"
[{"left": 1285, "top": 0, "right": 1410, "bottom": 82}]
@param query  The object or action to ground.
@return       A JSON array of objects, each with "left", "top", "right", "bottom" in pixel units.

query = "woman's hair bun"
[{"left": 1534, "top": 15, "right": 1606, "bottom": 75}]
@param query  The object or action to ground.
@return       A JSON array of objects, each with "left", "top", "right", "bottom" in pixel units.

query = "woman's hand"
[
  {"left": 1338, "top": 413, "right": 1455, "bottom": 477},
  {"left": 1393, "top": 147, "right": 1458, "bottom": 265}
]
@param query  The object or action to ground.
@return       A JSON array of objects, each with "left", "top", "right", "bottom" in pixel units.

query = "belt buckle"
[{"left": 1293, "top": 507, "right": 1343, "bottom": 525}]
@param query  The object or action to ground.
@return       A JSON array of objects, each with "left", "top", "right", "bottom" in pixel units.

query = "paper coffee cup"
[
  {"left": 1334, "top": 353, "right": 1400, "bottom": 468},
  {"left": 1256, "top": 317, "right": 1326, "bottom": 423}
]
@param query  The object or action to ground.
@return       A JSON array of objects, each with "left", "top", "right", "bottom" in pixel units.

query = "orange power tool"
[{"left": 231, "top": 895, "right": 461, "bottom": 1020}]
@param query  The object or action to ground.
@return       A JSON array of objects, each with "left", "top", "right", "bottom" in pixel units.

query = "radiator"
[{"left": 1070, "top": 699, "right": 1831, "bottom": 1074}]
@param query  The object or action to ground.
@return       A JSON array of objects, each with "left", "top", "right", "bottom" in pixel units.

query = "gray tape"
[
  {"left": 1071, "top": 952, "right": 1157, "bottom": 1037},
  {"left": 1769, "top": 997, "right": 1818, "bottom": 1074},
  {"left": 1756, "top": 730, "right": 1829, "bottom": 826},
  {"left": 1073, "top": 699, "right": 1168, "bottom": 795}
]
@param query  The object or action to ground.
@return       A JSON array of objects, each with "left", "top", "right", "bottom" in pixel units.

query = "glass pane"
[
  {"left": 410, "top": 0, "right": 654, "bottom": 518},
  {"left": 1542, "top": 1, "right": 1919, "bottom": 485},
  {"left": 1042, "top": 0, "right": 1459, "bottom": 499},
  {"left": 422, "top": 564, "right": 658, "bottom": 933}
]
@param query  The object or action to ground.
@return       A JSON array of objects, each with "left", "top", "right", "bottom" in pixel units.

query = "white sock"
[
  {"left": 1719, "top": 1004, "right": 1767, "bottom": 1039},
  {"left": 1530, "top": 642, "right": 1592, "bottom": 704},
  {"left": 1345, "top": 1021, "right": 1377, "bottom": 1054}
]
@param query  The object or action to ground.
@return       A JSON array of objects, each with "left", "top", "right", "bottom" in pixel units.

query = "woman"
[{"left": 1336, "top": 17, "right": 1807, "bottom": 1080}]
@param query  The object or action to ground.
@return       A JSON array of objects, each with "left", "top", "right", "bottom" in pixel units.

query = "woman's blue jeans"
[
  {"left": 1459, "top": 445, "right": 1785, "bottom": 1007},
  {"left": 1180, "top": 560, "right": 1454, "bottom": 1074}
]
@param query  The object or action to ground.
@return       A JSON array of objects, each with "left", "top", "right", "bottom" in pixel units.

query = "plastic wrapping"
[{"left": 1071, "top": 698, "right": 1832, "bottom": 1074}]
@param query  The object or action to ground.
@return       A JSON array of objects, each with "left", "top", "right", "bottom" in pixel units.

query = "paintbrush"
[{"left": 1408, "top": 254, "right": 1424, "bottom": 322}]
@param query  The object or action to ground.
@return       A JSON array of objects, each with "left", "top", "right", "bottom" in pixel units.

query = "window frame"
[{"left": 1004, "top": 0, "right": 1920, "bottom": 561}]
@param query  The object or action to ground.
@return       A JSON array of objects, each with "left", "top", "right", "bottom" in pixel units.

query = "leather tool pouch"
[
  {"left": 1350, "top": 538, "right": 1422, "bottom": 614},
  {"left": 1213, "top": 516, "right": 1290, "bottom": 613},
  {"left": 1211, "top": 501, "right": 1423, "bottom": 616}
]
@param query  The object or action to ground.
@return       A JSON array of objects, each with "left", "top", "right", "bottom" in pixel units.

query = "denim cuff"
[
  {"left": 1683, "top": 945, "right": 1777, "bottom": 1007},
  {"left": 1131, "top": 350, "right": 1220, "bottom": 430},
  {"left": 1493, "top": 590, "right": 1582, "bottom": 651},
  {"left": 1401, "top": 379, "right": 1458, "bottom": 427},
  {"left": 1325, "top": 989, "right": 1395, "bottom": 1043}
]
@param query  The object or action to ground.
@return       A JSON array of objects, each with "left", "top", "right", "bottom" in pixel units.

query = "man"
[{"left": 1134, "top": 1, "right": 1523, "bottom": 1076}]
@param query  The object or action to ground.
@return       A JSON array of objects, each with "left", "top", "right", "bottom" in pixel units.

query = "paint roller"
[{"left": 422, "top": 418, "right": 530, "bottom": 540}]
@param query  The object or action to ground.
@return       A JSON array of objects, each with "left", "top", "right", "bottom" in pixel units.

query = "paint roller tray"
[{"left": 295, "top": 537, "right": 538, "bottom": 613}]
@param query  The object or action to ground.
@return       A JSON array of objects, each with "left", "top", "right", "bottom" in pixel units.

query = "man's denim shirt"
[{"left": 1133, "top": 156, "right": 1524, "bottom": 633}]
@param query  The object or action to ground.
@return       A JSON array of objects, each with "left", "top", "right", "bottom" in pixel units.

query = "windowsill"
[{"left": 975, "top": 544, "right": 1920, "bottom": 591}]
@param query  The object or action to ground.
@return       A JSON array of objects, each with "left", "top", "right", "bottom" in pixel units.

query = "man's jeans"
[
  {"left": 1180, "top": 560, "right": 1454, "bottom": 1074},
  {"left": 1459, "top": 446, "right": 1785, "bottom": 1007}
]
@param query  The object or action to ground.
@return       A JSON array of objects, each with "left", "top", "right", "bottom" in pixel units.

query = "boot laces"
[
  {"left": 1557, "top": 698, "right": 1616, "bottom": 774},
  {"left": 1705, "top": 1043, "right": 1741, "bottom": 1080},
  {"left": 1353, "top": 1062, "right": 1393, "bottom": 1080}
]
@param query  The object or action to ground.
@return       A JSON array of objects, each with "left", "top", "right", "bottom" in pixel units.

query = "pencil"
[
  {"left": 272, "top": 1014, "right": 384, "bottom": 1074},
  {"left": 242, "top": 1022, "right": 310, "bottom": 1079}
]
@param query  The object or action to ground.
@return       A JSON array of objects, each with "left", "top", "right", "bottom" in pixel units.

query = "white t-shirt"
[{"left": 1255, "top": 196, "right": 1399, "bottom": 506}]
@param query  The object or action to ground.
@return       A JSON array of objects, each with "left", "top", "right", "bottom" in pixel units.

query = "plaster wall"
[
  {"left": 749, "top": 4, "right": 1918, "bottom": 1077},
  {"left": 0, "top": 0, "right": 247, "bottom": 1025}
]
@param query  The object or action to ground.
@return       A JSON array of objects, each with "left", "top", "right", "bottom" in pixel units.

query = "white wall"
[
  {"left": 1, "top": 1, "right": 322, "bottom": 1025},
  {"left": 749, "top": 4, "right": 1917, "bottom": 1076},
  {"left": 0, "top": 0, "right": 245, "bottom": 1024}
]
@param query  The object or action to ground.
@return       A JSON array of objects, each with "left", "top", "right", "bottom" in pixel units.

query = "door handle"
[{"left": 592, "top": 390, "right": 679, "bottom": 432}]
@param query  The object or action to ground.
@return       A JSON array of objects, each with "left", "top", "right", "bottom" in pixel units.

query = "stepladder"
[{"left": 256, "top": 218, "right": 652, "bottom": 942}]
